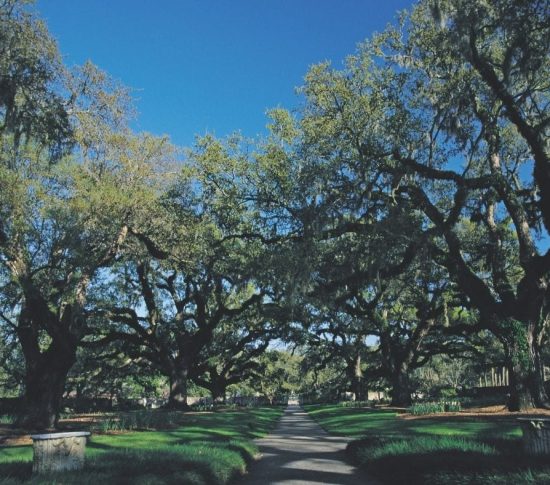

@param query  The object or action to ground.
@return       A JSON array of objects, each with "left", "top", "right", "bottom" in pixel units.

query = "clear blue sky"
[{"left": 36, "top": 0, "right": 414, "bottom": 147}]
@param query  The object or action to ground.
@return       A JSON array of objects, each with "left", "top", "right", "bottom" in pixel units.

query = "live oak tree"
[
  {"left": 250, "top": 350, "right": 302, "bottom": 405},
  {"left": 98, "top": 256, "right": 267, "bottom": 410},
  {"left": 0, "top": 0, "right": 72, "bottom": 166},
  {"left": 412, "top": 332, "right": 505, "bottom": 399},
  {"left": 91, "top": 145, "right": 272, "bottom": 409},
  {"left": 364, "top": 278, "right": 466, "bottom": 407},
  {"left": 191, "top": 315, "right": 275, "bottom": 403},
  {"left": 304, "top": 310, "right": 371, "bottom": 401},
  {"left": 0, "top": 130, "right": 173, "bottom": 428},
  {"left": 252, "top": 86, "right": 447, "bottom": 407},
  {"left": 2, "top": 0, "right": 548, "bottom": 422},
  {"left": 376, "top": 0, "right": 550, "bottom": 410},
  {"left": 424, "top": 0, "right": 549, "bottom": 232},
  {"left": 303, "top": 250, "right": 466, "bottom": 406},
  {"left": 0, "top": 0, "right": 178, "bottom": 428},
  {"left": 277, "top": 0, "right": 548, "bottom": 410},
  {"left": 298, "top": 346, "right": 350, "bottom": 404}
]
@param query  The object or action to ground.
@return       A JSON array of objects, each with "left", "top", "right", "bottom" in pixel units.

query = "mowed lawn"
[
  {"left": 304, "top": 404, "right": 550, "bottom": 484},
  {"left": 0, "top": 407, "right": 283, "bottom": 485}
]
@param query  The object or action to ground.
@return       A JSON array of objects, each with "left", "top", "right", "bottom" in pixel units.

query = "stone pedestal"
[
  {"left": 31, "top": 431, "right": 91, "bottom": 473},
  {"left": 518, "top": 418, "right": 550, "bottom": 455}
]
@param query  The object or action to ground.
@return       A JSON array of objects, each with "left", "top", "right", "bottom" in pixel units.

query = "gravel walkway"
[{"left": 239, "top": 404, "right": 379, "bottom": 485}]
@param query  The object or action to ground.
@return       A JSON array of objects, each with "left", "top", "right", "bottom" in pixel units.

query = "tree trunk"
[
  {"left": 507, "top": 363, "right": 535, "bottom": 412},
  {"left": 505, "top": 323, "right": 549, "bottom": 411},
  {"left": 211, "top": 382, "right": 227, "bottom": 404},
  {"left": 352, "top": 376, "right": 367, "bottom": 401},
  {"left": 352, "top": 355, "right": 367, "bottom": 401},
  {"left": 16, "top": 349, "right": 76, "bottom": 430},
  {"left": 390, "top": 367, "right": 412, "bottom": 407},
  {"left": 532, "top": 339, "right": 549, "bottom": 407},
  {"left": 167, "top": 367, "right": 191, "bottom": 411}
]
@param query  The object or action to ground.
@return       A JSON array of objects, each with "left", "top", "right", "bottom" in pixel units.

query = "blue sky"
[{"left": 37, "top": 0, "right": 413, "bottom": 147}]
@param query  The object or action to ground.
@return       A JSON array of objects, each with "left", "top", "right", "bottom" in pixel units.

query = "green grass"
[
  {"left": 304, "top": 404, "right": 550, "bottom": 484},
  {"left": 0, "top": 407, "right": 283, "bottom": 484},
  {"left": 304, "top": 404, "right": 521, "bottom": 439}
]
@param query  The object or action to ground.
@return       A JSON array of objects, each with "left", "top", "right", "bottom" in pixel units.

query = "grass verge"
[
  {"left": 0, "top": 406, "right": 283, "bottom": 485},
  {"left": 304, "top": 404, "right": 550, "bottom": 484}
]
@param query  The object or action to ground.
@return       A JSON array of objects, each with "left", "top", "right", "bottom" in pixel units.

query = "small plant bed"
[
  {"left": 0, "top": 406, "right": 283, "bottom": 484},
  {"left": 304, "top": 404, "right": 550, "bottom": 484},
  {"left": 339, "top": 400, "right": 371, "bottom": 408},
  {"left": 408, "top": 401, "right": 462, "bottom": 416}
]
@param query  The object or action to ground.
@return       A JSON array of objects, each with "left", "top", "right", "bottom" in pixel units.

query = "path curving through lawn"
[{"left": 239, "top": 404, "right": 378, "bottom": 485}]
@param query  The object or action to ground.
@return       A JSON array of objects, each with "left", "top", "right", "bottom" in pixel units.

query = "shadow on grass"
[
  {"left": 347, "top": 435, "right": 550, "bottom": 485},
  {"left": 0, "top": 407, "right": 284, "bottom": 484},
  {"left": 0, "top": 461, "right": 32, "bottom": 483},
  {"left": 87, "top": 449, "right": 221, "bottom": 484},
  {"left": 304, "top": 405, "right": 521, "bottom": 440},
  {"left": 0, "top": 450, "right": 223, "bottom": 485}
]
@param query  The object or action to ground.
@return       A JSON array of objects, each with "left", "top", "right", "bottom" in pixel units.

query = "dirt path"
[{"left": 239, "top": 404, "right": 379, "bottom": 485}]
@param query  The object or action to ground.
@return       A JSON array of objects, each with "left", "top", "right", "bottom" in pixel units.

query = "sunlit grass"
[{"left": 0, "top": 407, "right": 283, "bottom": 484}]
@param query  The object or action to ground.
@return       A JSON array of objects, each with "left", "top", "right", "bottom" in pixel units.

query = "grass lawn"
[
  {"left": 0, "top": 407, "right": 283, "bottom": 485},
  {"left": 304, "top": 404, "right": 550, "bottom": 484}
]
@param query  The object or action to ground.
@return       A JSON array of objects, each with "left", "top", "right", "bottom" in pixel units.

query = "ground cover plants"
[
  {"left": 304, "top": 404, "right": 550, "bottom": 484},
  {"left": 408, "top": 401, "right": 462, "bottom": 416},
  {"left": 0, "top": 407, "right": 283, "bottom": 485}
]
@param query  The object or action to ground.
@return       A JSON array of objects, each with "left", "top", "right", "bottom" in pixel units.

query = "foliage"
[
  {"left": 407, "top": 401, "right": 461, "bottom": 416},
  {"left": 340, "top": 400, "right": 370, "bottom": 408},
  {"left": 246, "top": 350, "right": 302, "bottom": 404},
  {"left": 0, "top": 414, "right": 14, "bottom": 424},
  {"left": 1, "top": 0, "right": 550, "bottom": 434},
  {"left": 91, "top": 410, "right": 181, "bottom": 432}
]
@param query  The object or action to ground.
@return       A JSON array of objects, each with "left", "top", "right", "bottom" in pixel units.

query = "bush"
[
  {"left": 408, "top": 400, "right": 461, "bottom": 416},
  {"left": 191, "top": 402, "right": 215, "bottom": 412},
  {"left": 438, "top": 387, "right": 458, "bottom": 399},
  {"left": 340, "top": 400, "right": 370, "bottom": 408},
  {"left": 92, "top": 410, "right": 181, "bottom": 432}
]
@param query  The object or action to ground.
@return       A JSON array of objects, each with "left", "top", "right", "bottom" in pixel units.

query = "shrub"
[
  {"left": 0, "top": 414, "right": 15, "bottom": 424},
  {"left": 191, "top": 402, "right": 215, "bottom": 412},
  {"left": 340, "top": 400, "right": 370, "bottom": 408},
  {"left": 408, "top": 400, "right": 461, "bottom": 416},
  {"left": 92, "top": 410, "right": 181, "bottom": 432}
]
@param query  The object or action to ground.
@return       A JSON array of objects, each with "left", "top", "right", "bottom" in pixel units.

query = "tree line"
[{"left": 0, "top": 0, "right": 548, "bottom": 429}]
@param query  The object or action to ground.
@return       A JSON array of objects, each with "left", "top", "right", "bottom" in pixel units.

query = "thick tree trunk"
[
  {"left": 352, "top": 376, "right": 367, "bottom": 401},
  {"left": 532, "top": 340, "right": 549, "bottom": 407},
  {"left": 16, "top": 349, "right": 76, "bottom": 430},
  {"left": 390, "top": 367, "right": 412, "bottom": 407},
  {"left": 507, "top": 363, "right": 535, "bottom": 412},
  {"left": 346, "top": 354, "right": 367, "bottom": 401},
  {"left": 353, "top": 355, "right": 367, "bottom": 401},
  {"left": 167, "top": 367, "right": 191, "bottom": 411},
  {"left": 534, "top": 160, "right": 550, "bottom": 235},
  {"left": 505, "top": 326, "right": 549, "bottom": 411},
  {"left": 211, "top": 383, "right": 227, "bottom": 404}
]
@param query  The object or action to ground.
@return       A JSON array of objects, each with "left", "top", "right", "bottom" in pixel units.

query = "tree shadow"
[
  {"left": 348, "top": 435, "right": 550, "bottom": 484},
  {"left": 0, "top": 461, "right": 32, "bottom": 482}
]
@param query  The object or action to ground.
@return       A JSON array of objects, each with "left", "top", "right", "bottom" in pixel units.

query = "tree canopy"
[{"left": 1, "top": 0, "right": 549, "bottom": 428}]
